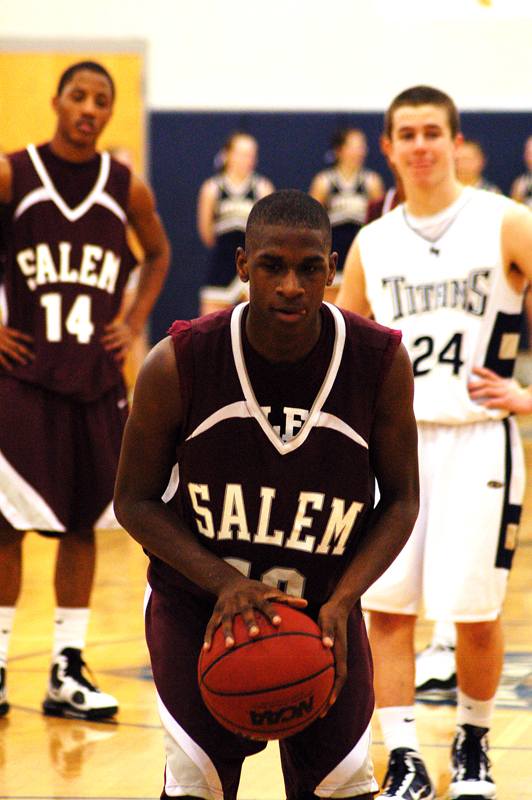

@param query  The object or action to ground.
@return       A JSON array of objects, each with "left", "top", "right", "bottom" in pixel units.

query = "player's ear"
[
  {"left": 381, "top": 135, "right": 393, "bottom": 160},
  {"left": 326, "top": 251, "right": 337, "bottom": 286},
  {"left": 236, "top": 247, "right": 249, "bottom": 282}
]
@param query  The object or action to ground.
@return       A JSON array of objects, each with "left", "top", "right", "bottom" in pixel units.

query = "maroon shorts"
[
  {"left": 0, "top": 374, "right": 128, "bottom": 534},
  {"left": 145, "top": 583, "right": 375, "bottom": 800}
]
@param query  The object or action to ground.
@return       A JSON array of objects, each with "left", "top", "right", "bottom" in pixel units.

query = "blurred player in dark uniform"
[
  {"left": 310, "top": 128, "right": 384, "bottom": 301},
  {"left": 197, "top": 132, "right": 274, "bottom": 315},
  {"left": 0, "top": 61, "right": 171, "bottom": 720},
  {"left": 114, "top": 189, "right": 419, "bottom": 800}
]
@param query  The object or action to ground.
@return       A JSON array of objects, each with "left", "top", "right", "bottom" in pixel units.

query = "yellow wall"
[{"left": 0, "top": 50, "right": 144, "bottom": 173}]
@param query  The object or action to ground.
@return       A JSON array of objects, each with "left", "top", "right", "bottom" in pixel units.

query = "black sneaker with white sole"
[
  {"left": 449, "top": 724, "right": 496, "bottom": 799},
  {"left": 42, "top": 648, "right": 118, "bottom": 721},
  {"left": 381, "top": 748, "right": 436, "bottom": 799}
]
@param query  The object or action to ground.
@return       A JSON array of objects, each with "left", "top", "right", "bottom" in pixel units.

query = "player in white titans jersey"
[{"left": 336, "top": 86, "right": 532, "bottom": 800}]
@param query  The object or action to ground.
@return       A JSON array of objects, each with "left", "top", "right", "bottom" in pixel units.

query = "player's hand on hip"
[
  {"left": 468, "top": 366, "right": 532, "bottom": 415},
  {"left": 203, "top": 578, "right": 307, "bottom": 651},
  {"left": 101, "top": 319, "right": 134, "bottom": 363},
  {"left": 0, "top": 324, "right": 34, "bottom": 369},
  {"left": 316, "top": 600, "right": 348, "bottom": 715}
]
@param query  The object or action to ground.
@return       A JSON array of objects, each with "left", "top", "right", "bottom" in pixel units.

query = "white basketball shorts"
[{"left": 363, "top": 417, "right": 525, "bottom": 622}]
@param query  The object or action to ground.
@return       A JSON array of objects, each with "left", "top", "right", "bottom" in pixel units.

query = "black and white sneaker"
[
  {"left": 42, "top": 648, "right": 118, "bottom": 721},
  {"left": 0, "top": 666, "right": 8, "bottom": 717},
  {"left": 450, "top": 724, "right": 496, "bottom": 799},
  {"left": 415, "top": 642, "right": 457, "bottom": 700},
  {"left": 381, "top": 748, "right": 436, "bottom": 799}
]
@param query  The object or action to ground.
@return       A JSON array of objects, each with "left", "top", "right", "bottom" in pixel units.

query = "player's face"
[
  {"left": 383, "top": 104, "right": 461, "bottom": 191},
  {"left": 237, "top": 225, "right": 336, "bottom": 350},
  {"left": 225, "top": 136, "right": 258, "bottom": 177},
  {"left": 337, "top": 131, "right": 367, "bottom": 169},
  {"left": 52, "top": 69, "right": 114, "bottom": 148}
]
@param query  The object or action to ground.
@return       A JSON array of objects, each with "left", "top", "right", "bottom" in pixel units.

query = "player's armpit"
[{"left": 334, "top": 238, "right": 373, "bottom": 317}]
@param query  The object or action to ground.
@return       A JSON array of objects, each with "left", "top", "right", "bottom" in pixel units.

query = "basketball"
[{"left": 197, "top": 602, "right": 335, "bottom": 740}]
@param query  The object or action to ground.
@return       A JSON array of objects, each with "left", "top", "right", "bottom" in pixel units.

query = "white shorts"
[{"left": 363, "top": 417, "right": 525, "bottom": 622}]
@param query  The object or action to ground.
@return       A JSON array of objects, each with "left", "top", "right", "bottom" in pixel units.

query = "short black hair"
[
  {"left": 246, "top": 189, "right": 332, "bottom": 249},
  {"left": 385, "top": 85, "right": 460, "bottom": 139},
  {"left": 57, "top": 61, "right": 115, "bottom": 100}
]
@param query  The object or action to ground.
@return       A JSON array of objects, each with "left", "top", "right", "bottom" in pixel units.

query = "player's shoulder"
[
  {"left": 170, "top": 306, "right": 233, "bottom": 344},
  {"left": 358, "top": 203, "right": 404, "bottom": 240},
  {"left": 469, "top": 186, "right": 511, "bottom": 208}
]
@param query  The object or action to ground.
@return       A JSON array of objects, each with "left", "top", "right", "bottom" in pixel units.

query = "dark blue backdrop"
[{"left": 148, "top": 109, "right": 532, "bottom": 345}]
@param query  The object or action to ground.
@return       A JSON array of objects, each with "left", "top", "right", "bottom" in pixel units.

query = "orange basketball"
[{"left": 198, "top": 602, "right": 335, "bottom": 740}]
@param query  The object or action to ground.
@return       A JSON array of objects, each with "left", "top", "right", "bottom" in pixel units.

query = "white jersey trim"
[
  {"left": 230, "top": 301, "right": 351, "bottom": 455},
  {"left": 315, "top": 720, "right": 378, "bottom": 797},
  {"left": 156, "top": 688, "right": 224, "bottom": 800},
  {"left": 15, "top": 145, "right": 127, "bottom": 224},
  {"left": 161, "top": 303, "right": 368, "bottom": 502},
  {"left": 0, "top": 449, "right": 65, "bottom": 531}
]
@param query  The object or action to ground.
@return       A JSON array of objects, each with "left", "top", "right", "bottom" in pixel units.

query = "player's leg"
[
  {"left": 0, "top": 521, "right": 26, "bottom": 717},
  {"left": 281, "top": 608, "right": 379, "bottom": 799},
  {"left": 42, "top": 385, "right": 127, "bottom": 720},
  {"left": 0, "top": 375, "right": 66, "bottom": 717},
  {"left": 423, "top": 419, "right": 523, "bottom": 799},
  {"left": 362, "top": 452, "right": 434, "bottom": 800},
  {"left": 368, "top": 612, "right": 434, "bottom": 799},
  {"left": 146, "top": 584, "right": 265, "bottom": 800},
  {"left": 42, "top": 526, "right": 118, "bottom": 720}
]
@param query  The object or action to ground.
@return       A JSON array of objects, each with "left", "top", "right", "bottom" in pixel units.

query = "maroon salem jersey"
[
  {"left": 1, "top": 144, "right": 136, "bottom": 401},
  {"left": 148, "top": 302, "right": 401, "bottom": 610}
]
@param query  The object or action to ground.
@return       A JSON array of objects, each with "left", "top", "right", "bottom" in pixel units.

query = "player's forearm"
[
  {"left": 326, "top": 496, "right": 419, "bottom": 612},
  {"left": 124, "top": 251, "right": 170, "bottom": 337},
  {"left": 114, "top": 496, "right": 243, "bottom": 598}
]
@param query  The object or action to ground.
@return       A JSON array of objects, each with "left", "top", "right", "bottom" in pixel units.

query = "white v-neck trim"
[
  {"left": 18, "top": 145, "right": 126, "bottom": 224},
  {"left": 230, "top": 302, "right": 347, "bottom": 455}
]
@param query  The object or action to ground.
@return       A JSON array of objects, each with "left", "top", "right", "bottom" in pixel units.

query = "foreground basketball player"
[
  {"left": 0, "top": 61, "right": 170, "bottom": 719},
  {"left": 114, "top": 189, "right": 418, "bottom": 800},
  {"left": 336, "top": 86, "right": 532, "bottom": 799}
]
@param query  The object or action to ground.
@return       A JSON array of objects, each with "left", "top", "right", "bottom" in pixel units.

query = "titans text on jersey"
[{"left": 382, "top": 267, "right": 491, "bottom": 320}]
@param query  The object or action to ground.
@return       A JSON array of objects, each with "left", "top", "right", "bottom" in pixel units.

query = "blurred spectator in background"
[{"left": 197, "top": 132, "right": 274, "bottom": 315}]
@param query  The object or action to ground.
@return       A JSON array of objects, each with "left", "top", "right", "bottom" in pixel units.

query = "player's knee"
[
  {"left": 456, "top": 618, "right": 500, "bottom": 651},
  {"left": 369, "top": 610, "right": 416, "bottom": 636}
]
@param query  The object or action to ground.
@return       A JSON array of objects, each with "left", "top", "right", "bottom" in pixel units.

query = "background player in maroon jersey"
[
  {"left": 114, "top": 189, "right": 418, "bottom": 799},
  {"left": 0, "top": 61, "right": 170, "bottom": 719}
]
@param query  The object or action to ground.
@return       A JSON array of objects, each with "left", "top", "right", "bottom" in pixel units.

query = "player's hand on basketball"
[
  {"left": 204, "top": 578, "right": 307, "bottom": 650},
  {"left": 316, "top": 601, "right": 348, "bottom": 715},
  {"left": 101, "top": 319, "right": 134, "bottom": 363},
  {"left": 0, "top": 324, "right": 34, "bottom": 369},
  {"left": 468, "top": 366, "right": 532, "bottom": 415}
]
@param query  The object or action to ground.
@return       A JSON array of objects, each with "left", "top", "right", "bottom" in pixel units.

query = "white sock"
[
  {"left": 432, "top": 620, "right": 457, "bottom": 648},
  {"left": 53, "top": 608, "right": 90, "bottom": 657},
  {"left": 377, "top": 705, "right": 420, "bottom": 754},
  {"left": 0, "top": 607, "right": 16, "bottom": 667},
  {"left": 456, "top": 690, "right": 494, "bottom": 730}
]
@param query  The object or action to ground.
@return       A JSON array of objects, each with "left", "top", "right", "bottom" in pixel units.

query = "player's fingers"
[
  {"left": 235, "top": 601, "right": 261, "bottom": 637},
  {"left": 203, "top": 609, "right": 225, "bottom": 650}
]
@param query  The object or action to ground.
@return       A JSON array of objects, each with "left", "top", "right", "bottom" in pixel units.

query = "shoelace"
[
  {"left": 454, "top": 726, "right": 491, "bottom": 781},
  {"left": 383, "top": 749, "right": 414, "bottom": 793},
  {"left": 60, "top": 649, "right": 100, "bottom": 692}
]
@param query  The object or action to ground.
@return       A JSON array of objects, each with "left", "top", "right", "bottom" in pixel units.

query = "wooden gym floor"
[{"left": 1, "top": 434, "right": 532, "bottom": 799}]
